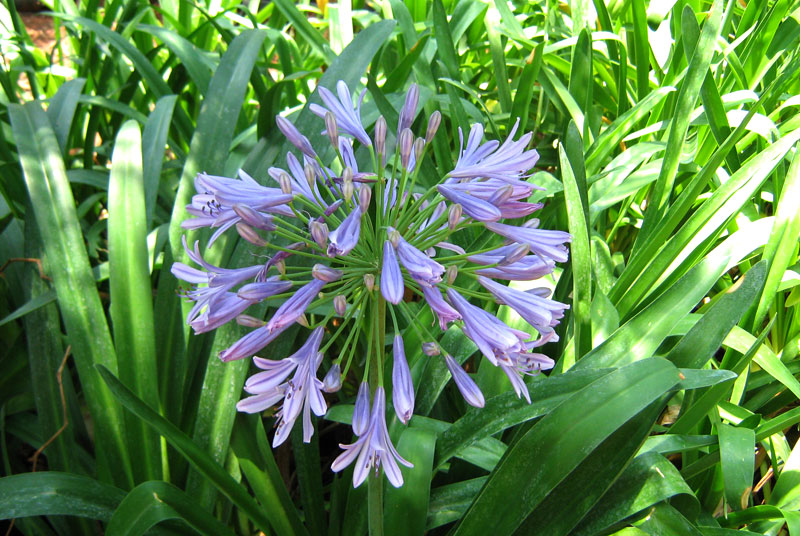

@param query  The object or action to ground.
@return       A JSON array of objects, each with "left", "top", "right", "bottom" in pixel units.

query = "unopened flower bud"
[
  {"left": 399, "top": 128, "right": 414, "bottom": 169},
  {"left": 304, "top": 162, "right": 316, "bottom": 190},
  {"left": 426, "top": 111, "right": 442, "bottom": 143},
  {"left": 500, "top": 243, "right": 530, "bottom": 265},
  {"left": 448, "top": 204, "right": 462, "bottom": 230},
  {"left": 374, "top": 116, "right": 387, "bottom": 156},
  {"left": 312, "top": 264, "right": 343, "bottom": 282},
  {"left": 296, "top": 313, "right": 310, "bottom": 328},
  {"left": 334, "top": 295, "right": 347, "bottom": 316},
  {"left": 276, "top": 115, "right": 316, "bottom": 158},
  {"left": 322, "top": 364, "right": 342, "bottom": 393},
  {"left": 236, "top": 314, "right": 265, "bottom": 328},
  {"left": 414, "top": 137, "right": 425, "bottom": 161},
  {"left": 278, "top": 172, "right": 293, "bottom": 195},
  {"left": 388, "top": 229, "right": 401, "bottom": 248},
  {"left": 324, "top": 199, "right": 343, "bottom": 218},
  {"left": 342, "top": 167, "right": 354, "bottom": 202},
  {"left": 446, "top": 264, "right": 458, "bottom": 284},
  {"left": 364, "top": 273, "right": 375, "bottom": 292},
  {"left": 359, "top": 185, "right": 372, "bottom": 213},
  {"left": 422, "top": 342, "right": 439, "bottom": 356},
  {"left": 275, "top": 260, "right": 286, "bottom": 275},
  {"left": 353, "top": 382, "right": 370, "bottom": 435},
  {"left": 523, "top": 218, "right": 540, "bottom": 229},
  {"left": 309, "top": 220, "right": 329, "bottom": 250},
  {"left": 488, "top": 185, "right": 514, "bottom": 206},
  {"left": 236, "top": 222, "right": 268, "bottom": 246},
  {"left": 233, "top": 204, "right": 276, "bottom": 231},
  {"left": 397, "top": 83, "right": 419, "bottom": 138},
  {"left": 325, "top": 111, "right": 338, "bottom": 147}
]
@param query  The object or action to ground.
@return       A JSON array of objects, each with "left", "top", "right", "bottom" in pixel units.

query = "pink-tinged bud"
[
  {"left": 399, "top": 128, "right": 414, "bottom": 170},
  {"left": 500, "top": 243, "right": 530, "bottom": 265},
  {"left": 392, "top": 335, "right": 414, "bottom": 424},
  {"left": 233, "top": 204, "right": 276, "bottom": 231},
  {"left": 414, "top": 137, "right": 425, "bottom": 161},
  {"left": 322, "top": 364, "right": 342, "bottom": 393},
  {"left": 312, "top": 264, "right": 343, "bottom": 282},
  {"left": 309, "top": 220, "right": 329, "bottom": 250},
  {"left": 523, "top": 218, "right": 540, "bottom": 229},
  {"left": 278, "top": 172, "right": 293, "bottom": 195},
  {"left": 276, "top": 115, "right": 316, "bottom": 158},
  {"left": 325, "top": 111, "right": 338, "bottom": 148},
  {"left": 353, "top": 382, "right": 370, "bottom": 436},
  {"left": 296, "top": 314, "right": 310, "bottom": 328},
  {"left": 343, "top": 167, "right": 354, "bottom": 202},
  {"left": 426, "top": 111, "right": 442, "bottom": 143},
  {"left": 444, "top": 354, "right": 485, "bottom": 408},
  {"left": 236, "top": 314, "right": 265, "bottom": 328},
  {"left": 236, "top": 223, "right": 268, "bottom": 247},
  {"left": 422, "top": 342, "right": 439, "bottom": 356},
  {"left": 304, "top": 162, "right": 316, "bottom": 190},
  {"left": 334, "top": 295, "right": 347, "bottom": 316},
  {"left": 448, "top": 204, "right": 462, "bottom": 230},
  {"left": 364, "top": 273, "right": 375, "bottom": 292},
  {"left": 374, "top": 116, "right": 387, "bottom": 156},
  {"left": 446, "top": 265, "right": 458, "bottom": 285},
  {"left": 275, "top": 260, "right": 286, "bottom": 275},
  {"left": 359, "top": 185, "right": 372, "bottom": 213},
  {"left": 388, "top": 228, "right": 401, "bottom": 248}
]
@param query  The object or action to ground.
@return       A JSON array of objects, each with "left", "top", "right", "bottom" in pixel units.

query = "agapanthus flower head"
[{"left": 173, "top": 81, "right": 570, "bottom": 487}]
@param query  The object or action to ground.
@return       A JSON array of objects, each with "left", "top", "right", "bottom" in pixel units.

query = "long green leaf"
[{"left": 9, "top": 102, "right": 133, "bottom": 488}]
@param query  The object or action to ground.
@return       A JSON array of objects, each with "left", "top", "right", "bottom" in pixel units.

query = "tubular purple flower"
[
  {"left": 269, "top": 153, "right": 326, "bottom": 207},
  {"left": 266, "top": 279, "right": 326, "bottom": 332},
  {"left": 397, "top": 84, "right": 419, "bottom": 139},
  {"left": 478, "top": 276, "right": 569, "bottom": 337},
  {"left": 449, "top": 119, "right": 539, "bottom": 182},
  {"left": 310, "top": 81, "right": 372, "bottom": 146},
  {"left": 352, "top": 382, "right": 371, "bottom": 436},
  {"left": 189, "top": 292, "right": 255, "bottom": 333},
  {"left": 331, "top": 387, "right": 413, "bottom": 487},
  {"left": 485, "top": 221, "right": 572, "bottom": 263},
  {"left": 421, "top": 285, "right": 461, "bottom": 330},
  {"left": 323, "top": 364, "right": 342, "bottom": 393},
  {"left": 381, "top": 241, "right": 404, "bottom": 304},
  {"left": 445, "top": 288, "right": 529, "bottom": 366},
  {"left": 392, "top": 335, "right": 415, "bottom": 424},
  {"left": 312, "top": 264, "right": 343, "bottom": 283},
  {"left": 219, "top": 323, "right": 291, "bottom": 362},
  {"left": 275, "top": 115, "right": 317, "bottom": 159},
  {"left": 392, "top": 231, "right": 445, "bottom": 287},
  {"left": 237, "top": 279, "right": 293, "bottom": 301},
  {"left": 437, "top": 185, "right": 502, "bottom": 222},
  {"left": 444, "top": 355, "right": 485, "bottom": 408},
  {"left": 327, "top": 206, "right": 362, "bottom": 257}
]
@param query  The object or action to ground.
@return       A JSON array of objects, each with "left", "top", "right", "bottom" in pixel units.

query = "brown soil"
[{"left": 21, "top": 13, "right": 61, "bottom": 55}]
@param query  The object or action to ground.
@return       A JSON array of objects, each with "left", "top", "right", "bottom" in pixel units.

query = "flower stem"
[{"left": 368, "top": 471, "right": 384, "bottom": 536}]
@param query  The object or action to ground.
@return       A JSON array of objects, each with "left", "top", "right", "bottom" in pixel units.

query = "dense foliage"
[{"left": 2, "top": 0, "right": 800, "bottom": 535}]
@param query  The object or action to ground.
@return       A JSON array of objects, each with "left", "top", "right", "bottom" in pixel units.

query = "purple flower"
[
  {"left": 478, "top": 276, "right": 568, "bottom": 338},
  {"left": 449, "top": 119, "right": 539, "bottom": 182},
  {"left": 381, "top": 240, "right": 404, "bottom": 304},
  {"left": 327, "top": 206, "right": 362, "bottom": 257},
  {"left": 485, "top": 221, "right": 572, "bottom": 263},
  {"left": 437, "top": 184, "right": 502, "bottom": 222},
  {"left": 444, "top": 354, "right": 485, "bottom": 408},
  {"left": 445, "top": 288, "right": 530, "bottom": 367},
  {"left": 268, "top": 153, "right": 326, "bottom": 207},
  {"left": 331, "top": 387, "right": 413, "bottom": 487},
  {"left": 392, "top": 335, "right": 414, "bottom": 424},
  {"left": 311, "top": 81, "right": 372, "bottom": 146},
  {"left": 397, "top": 84, "right": 419, "bottom": 139},
  {"left": 237, "top": 328, "right": 327, "bottom": 445},
  {"left": 266, "top": 279, "right": 327, "bottom": 332},
  {"left": 352, "top": 382, "right": 371, "bottom": 436},
  {"left": 171, "top": 237, "right": 265, "bottom": 330},
  {"left": 393, "top": 231, "right": 445, "bottom": 287},
  {"left": 421, "top": 285, "right": 461, "bottom": 330},
  {"left": 237, "top": 278, "right": 293, "bottom": 301},
  {"left": 219, "top": 323, "right": 291, "bottom": 362},
  {"left": 275, "top": 115, "right": 317, "bottom": 159}
]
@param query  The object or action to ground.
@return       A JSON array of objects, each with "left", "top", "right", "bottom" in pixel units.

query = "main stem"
[{"left": 368, "top": 294, "right": 386, "bottom": 536}]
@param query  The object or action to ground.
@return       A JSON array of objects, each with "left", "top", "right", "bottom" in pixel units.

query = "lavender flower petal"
[
  {"left": 392, "top": 335, "right": 414, "bottom": 424},
  {"left": 485, "top": 221, "right": 572, "bottom": 263},
  {"left": 266, "top": 279, "right": 326, "bottom": 332},
  {"left": 327, "top": 206, "right": 362, "bottom": 257},
  {"left": 444, "top": 355, "right": 485, "bottom": 408}
]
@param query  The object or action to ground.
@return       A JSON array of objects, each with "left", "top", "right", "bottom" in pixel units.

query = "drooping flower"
[
  {"left": 173, "top": 81, "right": 570, "bottom": 488},
  {"left": 331, "top": 386, "right": 413, "bottom": 487}
]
